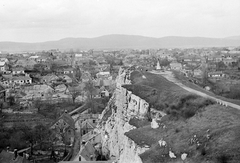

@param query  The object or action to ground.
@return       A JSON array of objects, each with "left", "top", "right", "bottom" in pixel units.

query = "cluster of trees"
[{"left": 0, "top": 123, "right": 51, "bottom": 151}]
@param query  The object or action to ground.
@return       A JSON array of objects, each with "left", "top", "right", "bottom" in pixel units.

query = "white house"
[{"left": 170, "top": 62, "right": 182, "bottom": 71}]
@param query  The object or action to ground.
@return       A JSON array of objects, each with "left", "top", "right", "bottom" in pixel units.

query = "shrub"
[
  {"left": 182, "top": 108, "right": 196, "bottom": 119},
  {"left": 217, "top": 154, "right": 230, "bottom": 163}
]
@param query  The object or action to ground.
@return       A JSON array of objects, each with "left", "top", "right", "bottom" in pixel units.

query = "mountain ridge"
[{"left": 0, "top": 34, "right": 240, "bottom": 52}]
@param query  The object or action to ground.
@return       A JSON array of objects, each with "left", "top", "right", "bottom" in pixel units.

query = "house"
[
  {"left": 79, "top": 116, "right": 99, "bottom": 136},
  {"left": 79, "top": 141, "right": 97, "bottom": 161},
  {"left": 0, "top": 150, "right": 31, "bottom": 163},
  {"left": 82, "top": 130, "right": 101, "bottom": 146},
  {"left": 170, "top": 62, "right": 182, "bottom": 71},
  {"left": 36, "top": 56, "right": 48, "bottom": 63},
  {"left": 208, "top": 71, "right": 227, "bottom": 78},
  {"left": 94, "top": 79, "right": 114, "bottom": 89},
  {"left": 59, "top": 75, "right": 73, "bottom": 83},
  {"left": 0, "top": 57, "right": 9, "bottom": 63},
  {"left": 222, "top": 58, "right": 237, "bottom": 66},
  {"left": 96, "top": 71, "right": 111, "bottom": 79},
  {"left": 28, "top": 55, "right": 40, "bottom": 61},
  {"left": 82, "top": 72, "right": 92, "bottom": 82},
  {"left": 75, "top": 53, "right": 83, "bottom": 58},
  {"left": 0, "top": 61, "right": 8, "bottom": 72},
  {"left": 0, "top": 75, "right": 32, "bottom": 86},
  {"left": 12, "top": 76, "right": 32, "bottom": 85},
  {"left": 63, "top": 68, "right": 74, "bottom": 74},
  {"left": 15, "top": 59, "right": 37, "bottom": 69},
  {"left": 193, "top": 68, "right": 203, "bottom": 78},
  {"left": 50, "top": 111, "right": 75, "bottom": 145},
  {"left": 23, "top": 84, "right": 54, "bottom": 100},
  {"left": 11, "top": 67, "right": 25, "bottom": 75},
  {"left": 41, "top": 74, "right": 59, "bottom": 84},
  {"left": 54, "top": 84, "right": 69, "bottom": 94}
]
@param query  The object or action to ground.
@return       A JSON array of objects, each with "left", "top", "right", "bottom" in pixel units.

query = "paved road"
[{"left": 150, "top": 70, "right": 240, "bottom": 110}]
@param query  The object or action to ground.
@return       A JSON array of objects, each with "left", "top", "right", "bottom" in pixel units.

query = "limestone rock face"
[{"left": 98, "top": 67, "right": 150, "bottom": 163}]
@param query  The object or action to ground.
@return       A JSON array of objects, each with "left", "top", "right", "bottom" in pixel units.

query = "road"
[{"left": 150, "top": 70, "right": 240, "bottom": 110}]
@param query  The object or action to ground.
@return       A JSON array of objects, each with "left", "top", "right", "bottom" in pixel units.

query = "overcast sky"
[{"left": 0, "top": 0, "right": 240, "bottom": 42}]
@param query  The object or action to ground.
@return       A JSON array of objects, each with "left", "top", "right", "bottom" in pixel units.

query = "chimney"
[
  {"left": 64, "top": 110, "right": 68, "bottom": 114},
  {"left": 13, "top": 149, "right": 17, "bottom": 160},
  {"left": 6, "top": 146, "right": 9, "bottom": 152}
]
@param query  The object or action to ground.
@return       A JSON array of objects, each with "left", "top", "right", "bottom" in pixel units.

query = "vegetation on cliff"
[{"left": 123, "top": 71, "right": 240, "bottom": 163}]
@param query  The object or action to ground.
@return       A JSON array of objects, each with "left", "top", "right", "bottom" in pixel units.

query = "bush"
[
  {"left": 217, "top": 154, "right": 230, "bottom": 163},
  {"left": 167, "top": 95, "right": 215, "bottom": 119},
  {"left": 182, "top": 108, "right": 196, "bottom": 119}
]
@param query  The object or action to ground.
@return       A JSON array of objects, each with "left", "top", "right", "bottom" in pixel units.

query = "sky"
[{"left": 0, "top": 0, "right": 240, "bottom": 42}]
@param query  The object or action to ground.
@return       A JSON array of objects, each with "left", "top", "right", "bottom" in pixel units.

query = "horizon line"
[{"left": 0, "top": 34, "right": 239, "bottom": 44}]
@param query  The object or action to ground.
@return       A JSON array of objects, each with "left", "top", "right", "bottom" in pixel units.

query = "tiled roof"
[{"left": 54, "top": 112, "right": 75, "bottom": 129}]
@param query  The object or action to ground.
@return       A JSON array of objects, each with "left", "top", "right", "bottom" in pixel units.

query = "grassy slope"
[
  {"left": 173, "top": 70, "right": 240, "bottom": 105},
  {"left": 123, "top": 71, "right": 191, "bottom": 110},
  {"left": 123, "top": 71, "right": 240, "bottom": 163}
]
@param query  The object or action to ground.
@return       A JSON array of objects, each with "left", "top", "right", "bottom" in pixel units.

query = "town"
[{"left": 1, "top": 46, "right": 240, "bottom": 163}]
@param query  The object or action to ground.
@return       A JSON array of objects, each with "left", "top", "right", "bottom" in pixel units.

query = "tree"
[
  {"left": 50, "top": 62, "right": 63, "bottom": 74},
  {"left": 33, "top": 99, "right": 42, "bottom": 112},
  {"left": 84, "top": 80, "right": 96, "bottom": 100},
  {"left": 68, "top": 86, "right": 82, "bottom": 103},
  {"left": 75, "top": 66, "right": 82, "bottom": 81},
  {"left": 33, "top": 64, "right": 46, "bottom": 75},
  {"left": 34, "top": 124, "right": 49, "bottom": 149},
  {"left": 160, "top": 58, "right": 171, "bottom": 67},
  {"left": 7, "top": 96, "right": 15, "bottom": 106},
  {"left": 216, "top": 61, "right": 227, "bottom": 70}
]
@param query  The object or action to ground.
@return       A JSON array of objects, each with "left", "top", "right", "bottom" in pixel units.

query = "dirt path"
[{"left": 151, "top": 70, "right": 240, "bottom": 110}]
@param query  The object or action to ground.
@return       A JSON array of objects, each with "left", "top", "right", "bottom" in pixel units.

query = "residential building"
[
  {"left": 222, "top": 58, "right": 237, "bottom": 66},
  {"left": 79, "top": 115, "right": 99, "bottom": 136},
  {"left": 0, "top": 62, "right": 8, "bottom": 72},
  {"left": 15, "top": 59, "right": 37, "bottom": 69},
  {"left": 36, "top": 56, "right": 48, "bottom": 63},
  {"left": 0, "top": 58, "right": 9, "bottom": 63},
  {"left": 12, "top": 67, "right": 25, "bottom": 75},
  {"left": 79, "top": 142, "right": 97, "bottom": 161},
  {"left": 0, "top": 75, "right": 32, "bottom": 87},
  {"left": 82, "top": 129, "right": 101, "bottom": 145},
  {"left": 208, "top": 71, "right": 227, "bottom": 78},
  {"left": 41, "top": 74, "right": 59, "bottom": 84},
  {"left": 96, "top": 71, "right": 111, "bottom": 79},
  {"left": 28, "top": 55, "right": 40, "bottom": 61},
  {"left": 23, "top": 84, "right": 54, "bottom": 100},
  {"left": 50, "top": 111, "right": 75, "bottom": 145},
  {"left": 170, "top": 62, "right": 182, "bottom": 71},
  {"left": 59, "top": 75, "right": 73, "bottom": 83},
  {"left": 63, "top": 68, "right": 74, "bottom": 74}
]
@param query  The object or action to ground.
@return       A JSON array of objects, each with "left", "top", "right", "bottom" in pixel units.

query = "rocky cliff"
[{"left": 98, "top": 67, "right": 164, "bottom": 163}]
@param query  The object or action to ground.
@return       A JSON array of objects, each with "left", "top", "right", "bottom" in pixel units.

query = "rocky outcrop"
[{"left": 98, "top": 67, "right": 160, "bottom": 163}]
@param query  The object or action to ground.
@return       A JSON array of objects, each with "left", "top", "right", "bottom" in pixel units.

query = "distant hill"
[
  {"left": 225, "top": 35, "right": 240, "bottom": 40},
  {"left": 0, "top": 34, "right": 240, "bottom": 52}
]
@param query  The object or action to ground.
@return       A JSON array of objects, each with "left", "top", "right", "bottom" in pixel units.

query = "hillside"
[
  {"left": 125, "top": 71, "right": 240, "bottom": 163},
  {"left": 1, "top": 34, "right": 240, "bottom": 52},
  {"left": 99, "top": 68, "right": 240, "bottom": 163},
  {"left": 225, "top": 36, "right": 240, "bottom": 40}
]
